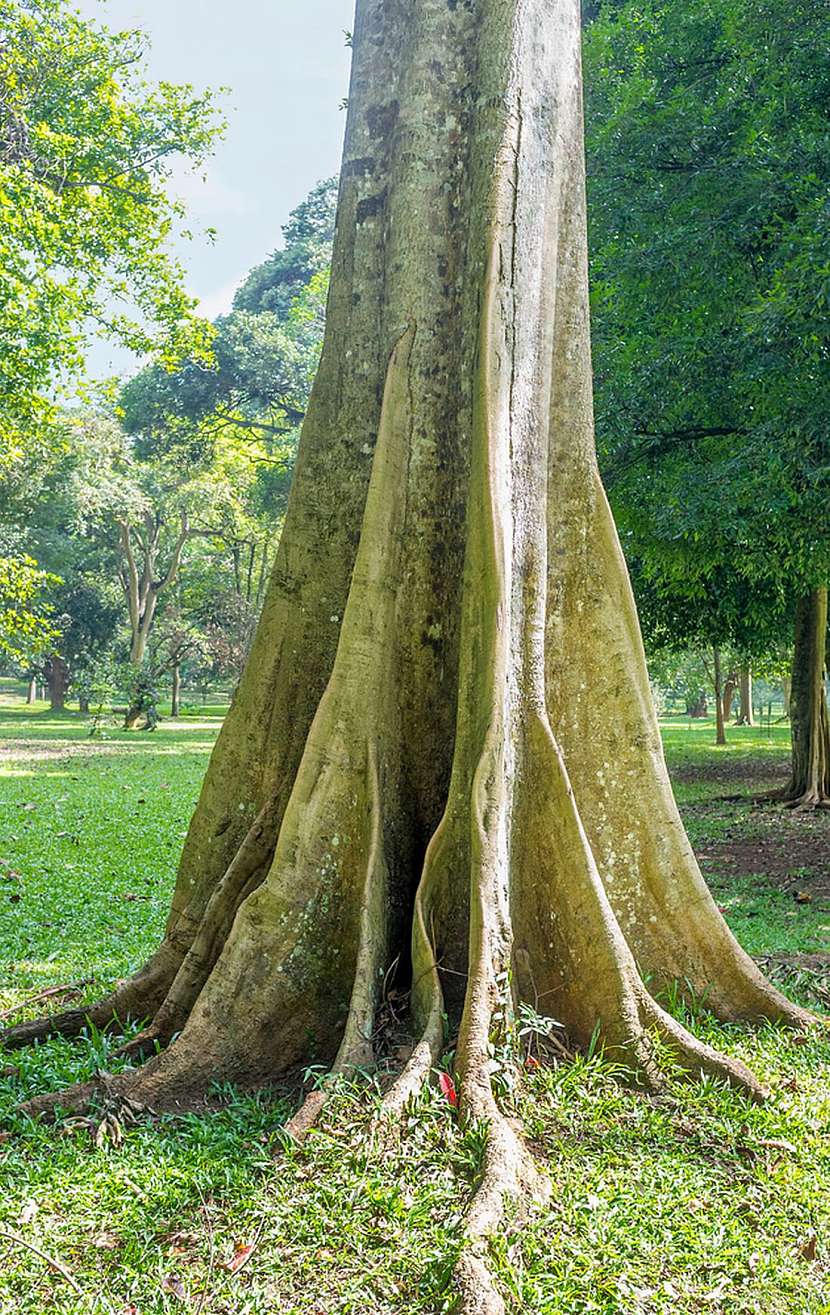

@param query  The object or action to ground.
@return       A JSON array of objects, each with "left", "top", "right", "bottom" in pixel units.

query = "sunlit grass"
[{"left": 0, "top": 702, "right": 828, "bottom": 1313}]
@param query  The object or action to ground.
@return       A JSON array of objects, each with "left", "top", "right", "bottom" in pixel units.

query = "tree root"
[
  {"left": 19, "top": 1079, "right": 102, "bottom": 1124},
  {"left": 0, "top": 936, "right": 183, "bottom": 1051},
  {"left": 784, "top": 792, "right": 830, "bottom": 812}
]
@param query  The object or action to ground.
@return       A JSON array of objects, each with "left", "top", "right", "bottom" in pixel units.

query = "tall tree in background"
[
  {"left": 119, "top": 180, "right": 337, "bottom": 453},
  {"left": 0, "top": 0, "right": 222, "bottom": 687},
  {"left": 584, "top": 0, "right": 830, "bottom": 802},
  {"left": 5, "top": 3, "right": 809, "bottom": 1308}
]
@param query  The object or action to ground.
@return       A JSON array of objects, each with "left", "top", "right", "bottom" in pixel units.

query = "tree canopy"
[
  {"left": 585, "top": 0, "right": 830, "bottom": 641},
  {"left": 0, "top": 0, "right": 222, "bottom": 451}
]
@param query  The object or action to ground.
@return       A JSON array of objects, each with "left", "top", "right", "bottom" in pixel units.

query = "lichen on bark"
[{"left": 2, "top": 1, "right": 813, "bottom": 1309}]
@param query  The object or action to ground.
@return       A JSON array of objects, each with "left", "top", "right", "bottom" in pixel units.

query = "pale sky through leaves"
[{"left": 74, "top": 0, "right": 354, "bottom": 378}]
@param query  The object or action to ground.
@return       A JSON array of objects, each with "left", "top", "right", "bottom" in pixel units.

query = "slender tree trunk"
[
  {"left": 783, "top": 672, "right": 792, "bottom": 718},
  {"left": 25, "top": 676, "right": 36, "bottom": 705},
  {"left": 120, "top": 514, "right": 189, "bottom": 664},
  {"left": 737, "top": 666, "right": 754, "bottom": 725},
  {"left": 78, "top": 694, "right": 90, "bottom": 715},
  {"left": 7, "top": 3, "right": 809, "bottom": 1306},
  {"left": 171, "top": 662, "right": 181, "bottom": 718},
  {"left": 713, "top": 647, "right": 727, "bottom": 746},
  {"left": 721, "top": 671, "right": 737, "bottom": 726},
  {"left": 245, "top": 543, "right": 256, "bottom": 603},
  {"left": 780, "top": 589, "right": 830, "bottom": 807}
]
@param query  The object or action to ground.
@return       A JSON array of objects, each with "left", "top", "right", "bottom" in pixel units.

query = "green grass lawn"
[{"left": 0, "top": 704, "right": 829, "bottom": 1314}]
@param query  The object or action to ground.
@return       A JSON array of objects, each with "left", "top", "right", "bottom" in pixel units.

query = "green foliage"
[
  {"left": 585, "top": 0, "right": 830, "bottom": 652},
  {"left": 0, "top": 0, "right": 223, "bottom": 447},
  {"left": 0, "top": 554, "right": 58, "bottom": 662},
  {"left": 119, "top": 178, "right": 336, "bottom": 456}
]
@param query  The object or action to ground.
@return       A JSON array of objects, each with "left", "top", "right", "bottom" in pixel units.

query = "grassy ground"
[{"left": 0, "top": 704, "right": 829, "bottom": 1314}]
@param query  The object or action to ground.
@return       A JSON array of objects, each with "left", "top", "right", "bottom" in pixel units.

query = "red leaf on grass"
[
  {"left": 224, "top": 1240, "right": 256, "bottom": 1274},
  {"left": 438, "top": 1071, "right": 458, "bottom": 1107},
  {"left": 525, "top": 1055, "right": 541, "bottom": 1071}
]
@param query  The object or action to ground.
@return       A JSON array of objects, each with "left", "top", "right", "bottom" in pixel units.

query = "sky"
[{"left": 75, "top": 0, "right": 354, "bottom": 377}]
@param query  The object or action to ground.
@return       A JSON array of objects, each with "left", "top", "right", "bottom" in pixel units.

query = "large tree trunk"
[
  {"left": 737, "top": 665, "right": 754, "bottom": 725},
  {"left": 6, "top": 2, "right": 809, "bottom": 1306},
  {"left": 780, "top": 589, "right": 830, "bottom": 808}
]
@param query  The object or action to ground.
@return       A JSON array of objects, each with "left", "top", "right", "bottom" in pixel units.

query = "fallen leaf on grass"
[
  {"left": 800, "top": 1233, "right": 818, "bottom": 1262},
  {"left": 19, "top": 1200, "right": 38, "bottom": 1224},
  {"left": 91, "top": 1232, "right": 120, "bottom": 1250},
  {"left": 161, "top": 1274, "right": 188, "bottom": 1300},
  {"left": 222, "top": 1241, "right": 256, "bottom": 1274},
  {"left": 794, "top": 891, "right": 813, "bottom": 904},
  {"left": 164, "top": 1230, "right": 200, "bottom": 1255},
  {"left": 751, "top": 1137, "right": 797, "bottom": 1155}
]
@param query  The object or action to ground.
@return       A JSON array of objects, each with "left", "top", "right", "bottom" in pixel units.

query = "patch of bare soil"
[
  {"left": 698, "top": 805, "right": 830, "bottom": 892},
  {"left": 672, "top": 754, "right": 787, "bottom": 786}
]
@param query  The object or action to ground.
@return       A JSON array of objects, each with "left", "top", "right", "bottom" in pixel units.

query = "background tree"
[
  {"left": 584, "top": 0, "right": 830, "bottom": 795},
  {"left": 0, "top": 0, "right": 222, "bottom": 451},
  {"left": 118, "top": 181, "right": 336, "bottom": 455}
]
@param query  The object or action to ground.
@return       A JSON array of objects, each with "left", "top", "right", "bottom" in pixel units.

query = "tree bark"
[
  {"left": 25, "top": 675, "right": 36, "bottom": 705},
  {"left": 78, "top": 694, "right": 90, "bottom": 715},
  {"left": 721, "top": 670, "right": 737, "bottom": 726},
  {"left": 45, "top": 655, "right": 69, "bottom": 711},
  {"left": 7, "top": 2, "right": 810, "bottom": 1306},
  {"left": 737, "top": 665, "right": 753, "bottom": 725},
  {"left": 780, "top": 589, "right": 830, "bottom": 807},
  {"left": 713, "top": 647, "right": 727, "bottom": 745}
]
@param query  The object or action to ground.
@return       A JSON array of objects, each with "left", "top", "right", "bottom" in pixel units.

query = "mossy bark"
[{"left": 4, "top": 1, "right": 811, "bottom": 1308}]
